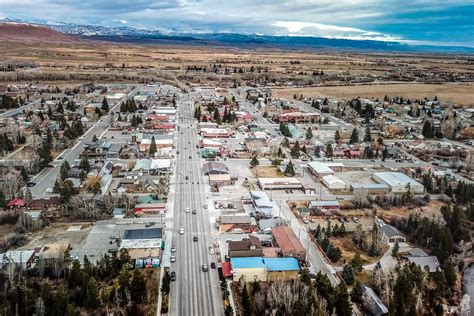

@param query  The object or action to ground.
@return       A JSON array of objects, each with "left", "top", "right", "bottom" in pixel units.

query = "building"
[
  {"left": 309, "top": 200, "right": 340, "bottom": 213},
  {"left": 272, "top": 226, "right": 306, "bottom": 261},
  {"left": 273, "top": 111, "right": 320, "bottom": 123},
  {"left": 133, "top": 203, "right": 166, "bottom": 215},
  {"left": 321, "top": 175, "right": 346, "bottom": 190},
  {"left": 250, "top": 191, "right": 274, "bottom": 217},
  {"left": 229, "top": 257, "right": 300, "bottom": 282},
  {"left": 379, "top": 223, "right": 407, "bottom": 245},
  {"left": 258, "top": 178, "right": 303, "bottom": 190},
  {"left": 373, "top": 172, "right": 424, "bottom": 193},
  {"left": 209, "top": 174, "right": 232, "bottom": 188},
  {"left": 350, "top": 183, "right": 390, "bottom": 194},
  {"left": 0, "top": 250, "right": 35, "bottom": 269},
  {"left": 203, "top": 161, "right": 228, "bottom": 175},
  {"left": 39, "top": 243, "right": 70, "bottom": 263},
  {"left": 121, "top": 228, "right": 163, "bottom": 249},
  {"left": 228, "top": 236, "right": 263, "bottom": 258},
  {"left": 307, "top": 161, "right": 344, "bottom": 178},
  {"left": 363, "top": 286, "right": 389, "bottom": 315},
  {"left": 200, "top": 128, "right": 230, "bottom": 138},
  {"left": 406, "top": 255, "right": 440, "bottom": 273}
]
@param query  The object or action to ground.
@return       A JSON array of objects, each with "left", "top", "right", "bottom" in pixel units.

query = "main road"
[{"left": 169, "top": 93, "right": 222, "bottom": 315}]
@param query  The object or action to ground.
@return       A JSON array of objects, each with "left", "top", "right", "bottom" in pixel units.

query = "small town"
[{"left": 0, "top": 77, "right": 472, "bottom": 315}]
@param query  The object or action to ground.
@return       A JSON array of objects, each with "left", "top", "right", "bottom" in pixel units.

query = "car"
[
  {"left": 192, "top": 209, "right": 197, "bottom": 215},
  {"left": 170, "top": 271, "right": 176, "bottom": 281},
  {"left": 352, "top": 217, "right": 360, "bottom": 223},
  {"left": 185, "top": 207, "right": 190, "bottom": 213},
  {"left": 193, "top": 236, "right": 198, "bottom": 242},
  {"left": 202, "top": 204, "right": 208, "bottom": 209},
  {"left": 110, "top": 235, "right": 119, "bottom": 240},
  {"left": 27, "top": 182, "right": 36, "bottom": 187},
  {"left": 302, "top": 218, "right": 309, "bottom": 224},
  {"left": 171, "top": 246, "right": 176, "bottom": 253},
  {"left": 145, "top": 222, "right": 155, "bottom": 227},
  {"left": 57, "top": 156, "right": 63, "bottom": 160},
  {"left": 189, "top": 156, "right": 192, "bottom": 159},
  {"left": 179, "top": 228, "right": 184, "bottom": 235},
  {"left": 210, "top": 262, "right": 216, "bottom": 269},
  {"left": 202, "top": 264, "right": 208, "bottom": 272},
  {"left": 177, "top": 150, "right": 180, "bottom": 154},
  {"left": 185, "top": 176, "right": 189, "bottom": 180},
  {"left": 170, "top": 255, "right": 176, "bottom": 263},
  {"left": 47, "top": 164, "right": 54, "bottom": 168},
  {"left": 209, "top": 246, "right": 215, "bottom": 255},
  {"left": 107, "top": 249, "right": 117, "bottom": 254}
]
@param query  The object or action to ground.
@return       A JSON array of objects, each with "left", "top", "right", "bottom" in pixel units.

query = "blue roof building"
[
  {"left": 230, "top": 257, "right": 266, "bottom": 269},
  {"left": 263, "top": 258, "right": 300, "bottom": 271}
]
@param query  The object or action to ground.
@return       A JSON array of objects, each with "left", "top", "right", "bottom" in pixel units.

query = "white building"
[
  {"left": 307, "top": 161, "right": 344, "bottom": 178},
  {"left": 258, "top": 178, "right": 303, "bottom": 190},
  {"left": 321, "top": 175, "right": 346, "bottom": 190},
  {"left": 373, "top": 172, "right": 424, "bottom": 193}
]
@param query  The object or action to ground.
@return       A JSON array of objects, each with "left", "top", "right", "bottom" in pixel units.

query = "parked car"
[
  {"left": 192, "top": 209, "right": 197, "bottom": 215},
  {"left": 170, "top": 271, "right": 176, "bottom": 281},
  {"left": 193, "top": 236, "right": 198, "bottom": 242},
  {"left": 27, "top": 182, "right": 36, "bottom": 187},
  {"left": 210, "top": 262, "right": 216, "bottom": 269},
  {"left": 171, "top": 246, "right": 176, "bottom": 253}
]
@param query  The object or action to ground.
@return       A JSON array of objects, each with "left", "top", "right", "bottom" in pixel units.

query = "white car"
[
  {"left": 209, "top": 246, "right": 215, "bottom": 255},
  {"left": 170, "top": 255, "right": 176, "bottom": 263},
  {"left": 185, "top": 207, "right": 190, "bottom": 213},
  {"left": 179, "top": 228, "right": 184, "bottom": 235}
]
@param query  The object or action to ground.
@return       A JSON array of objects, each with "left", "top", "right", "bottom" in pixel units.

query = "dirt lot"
[
  {"left": 331, "top": 234, "right": 388, "bottom": 267},
  {"left": 273, "top": 82, "right": 474, "bottom": 106},
  {"left": 253, "top": 166, "right": 284, "bottom": 178}
]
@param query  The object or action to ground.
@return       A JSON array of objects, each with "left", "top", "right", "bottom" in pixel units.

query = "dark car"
[
  {"left": 170, "top": 271, "right": 176, "bottom": 281},
  {"left": 210, "top": 262, "right": 216, "bottom": 269},
  {"left": 192, "top": 209, "right": 197, "bottom": 215},
  {"left": 202, "top": 264, "right": 208, "bottom": 272},
  {"left": 27, "top": 182, "right": 36, "bottom": 187},
  {"left": 189, "top": 156, "right": 192, "bottom": 159},
  {"left": 193, "top": 236, "right": 198, "bottom": 242}
]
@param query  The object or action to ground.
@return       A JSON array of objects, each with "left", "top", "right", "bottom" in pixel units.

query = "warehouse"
[
  {"left": 373, "top": 172, "right": 424, "bottom": 193},
  {"left": 307, "top": 161, "right": 344, "bottom": 178},
  {"left": 258, "top": 177, "right": 303, "bottom": 190},
  {"left": 272, "top": 226, "right": 306, "bottom": 261},
  {"left": 350, "top": 183, "right": 391, "bottom": 194},
  {"left": 121, "top": 228, "right": 163, "bottom": 249},
  {"left": 309, "top": 200, "right": 340, "bottom": 213},
  {"left": 321, "top": 175, "right": 346, "bottom": 190}
]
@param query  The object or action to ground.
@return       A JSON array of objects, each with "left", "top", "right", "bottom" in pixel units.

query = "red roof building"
[
  {"left": 8, "top": 199, "right": 26, "bottom": 208},
  {"left": 222, "top": 261, "right": 233, "bottom": 278}
]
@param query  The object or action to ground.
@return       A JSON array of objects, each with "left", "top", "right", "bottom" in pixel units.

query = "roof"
[
  {"left": 220, "top": 214, "right": 252, "bottom": 224},
  {"left": 263, "top": 257, "right": 300, "bottom": 271},
  {"left": 0, "top": 250, "right": 35, "bottom": 264},
  {"left": 230, "top": 257, "right": 266, "bottom": 269},
  {"left": 321, "top": 175, "right": 345, "bottom": 186},
  {"left": 41, "top": 243, "right": 70, "bottom": 259},
  {"left": 222, "top": 261, "right": 232, "bottom": 277},
  {"left": 373, "top": 172, "right": 423, "bottom": 188},
  {"left": 379, "top": 224, "right": 405, "bottom": 238},
  {"left": 250, "top": 191, "right": 272, "bottom": 208},
  {"left": 123, "top": 228, "right": 163, "bottom": 240},
  {"left": 128, "top": 248, "right": 161, "bottom": 260},
  {"left": 407, "top": 248, "right": 428, "bottom": 257},
  {"left": 364, "top": 286, "right": 389, "bottom": 314},
  {"left": 229, "top": 236, "right": 262, "bottom": 251},
  {"left": 8, "top": 199, "right": 26, "bottom": 207},
  {"left": 407, "top": 256, "right": 440, "bottom": 272},
  {"left": 272, "top": 226, "right": 306, "bottom": 254},
  {"left": 209, "top": 174, "right": 231, "bottom": 181},
  {"left": 150, "top": 159, "right": 171, "bottom": 170},
  {"left": 258, "top": 178, "right": 301, "bottom": 185},
  {"left": 307, "top": 161, "right": 343, "bottom": 174},
  {"left": 309, "top": 200, "right": 340, "bottom": 208},
  {"left": 203, "top": 161, "right": 228, "bottom": 174},
  {"left": 350, "top": 183, "right": 390, "bottom": 190}
]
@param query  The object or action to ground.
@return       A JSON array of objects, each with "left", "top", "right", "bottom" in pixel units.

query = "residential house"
[
  {"left": 228, "top": 236, "right": 263, "bottom": 258},
  {"left": 0, "top": 250, "right": 35, "bottom": 269},
  {"left": 379, "top": 223, "right": 407, "bottom": 245}
]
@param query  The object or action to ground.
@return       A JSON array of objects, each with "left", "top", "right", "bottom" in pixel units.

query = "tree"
[
  {"left": 60, "top": 161, "right": 71, "bottom": 181},
  {"left": 314, "top": 146, "right": 321, "bottom": 158},
  {"left": 422, "top": 120, "right": 434, "bottom": 138},
  {"left": 92, "top": 134, "right": 98, "bottom": 142},
  {"left": 149, "top": 136, "right": 157, "bottom": 157},
  {"left": 101, "top": 97, "right": 109, "bottom": 113},
  {"left": 382, "top": 147, "right": 388, "bottom": 161},
  {"left": 341, "top": 265, "right": 355, "bottom": 285},
  {"left": 241, "top": 284, "right": 251, "bottom": 316},
  {"left": 291, "top": 141, "right": 300, "bottom": 158},
  {"left": 80, "top": 157, "right": 91, "bottom": 173},
  {"left": 350, "top": 253, "right": 363, "bottom": 272},
  {"left": 250, "top": 155, "right": 259, "bottom": 167},
  {"left": 325, "top": 143, "right": 333, "bottom": 158},
  {"left": 350, "top": 280, "right": 364, "bottom": 303},
  {"left": 335, "top": 282, "right": 352, "bottom": 316},
  {"left": 284, "top": 161, "right": 296, "bottom": 176},
  {"left": 335, "top": 130, "right": 341, "bottom": 143},
  {"left": 364, "top": 126, "right": 372, "bottom": 142},
  {"left": 130, "top": 269, "right": 147, "bottom": 303},
  {"left": 306, "top": 127, "right": 313, "bottom": 140},
  {"left": 350, "top": 128, "right": 359, "bottom": 144},
  {"left": 282, "top": 137, "right": 290, "bottom": 148},
  {"left": 85, "top": 277, "right": 100, "bottom": 308},
  {"left": 392, "top": 240, "right": 400, "bottom": 257}
]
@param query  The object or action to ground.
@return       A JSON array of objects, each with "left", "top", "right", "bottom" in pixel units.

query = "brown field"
[
  {"left": 273, "top": 82, "right": 474, "bottom": 106},
  {"left": 331, "top": 234, "right": 388, "bottom": 267},
  {"left": 253, "top": 166, "right": 284, "bottom": 178}
]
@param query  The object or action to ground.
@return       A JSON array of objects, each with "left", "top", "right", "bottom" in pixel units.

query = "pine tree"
[
  {"left": 284, "top": 161, "right": 296, "bottom": 176},
  {"left": 392, "top": 240, "right": 400, "bottom": 256},
  {"left": 350, "top": 128, "right": 359, "bottom": 144},
  {"left": 364, "top": 126, "right": 372, "bottom": 142},
  {"left": 291, "top": 141, "right": 300, "bottom": 158},
  {"left": 130, "top": 269, "right": 147, "bottom": 303},
  {"left": 325, "top": 143, "right": 333, "bottom": 158},
  {"left": 250, "top": 155, "right": 259, "bottom": 167},
  {"left": 335, "top": 282, "right": 352, "bottom": 316},
  {"left": 306, "top": 127, "right": 313, "bottom": 140},
  {"left": 101, "top": 97, "right": 109, "bottom": 113},
  {"left": 149, "top": 136, "right": 157, "bottom": 157},
  {"left": 335, "top": 130, "right": 341, "bottom": 143},
  {"left": 341, "top": 265, "right": 355, "bottom": 285},
  {"left": 350, "top": 280, "right": 364, "bottom": 303}
]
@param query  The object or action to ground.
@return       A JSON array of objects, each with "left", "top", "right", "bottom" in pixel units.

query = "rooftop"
[{"left": 123, "top": 228, "right": 163, "bottom": 240}]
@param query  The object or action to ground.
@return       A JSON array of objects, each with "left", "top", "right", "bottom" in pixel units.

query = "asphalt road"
[{"left": 169, "top": 93, "right": 223, "bottom": 315}]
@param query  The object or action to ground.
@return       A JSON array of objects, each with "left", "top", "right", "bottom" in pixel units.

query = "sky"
[{"left": 0, "top": 0, "right": 473, "bottom": 47}]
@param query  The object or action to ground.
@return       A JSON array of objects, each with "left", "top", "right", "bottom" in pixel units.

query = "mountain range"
[{"left": 1, "top": 18, "right": 473, "bottom": 54}]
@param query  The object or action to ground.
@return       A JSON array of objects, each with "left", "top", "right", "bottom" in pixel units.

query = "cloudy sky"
[{"left": 1, "top": 0, "right": 473, "bottom": 46}]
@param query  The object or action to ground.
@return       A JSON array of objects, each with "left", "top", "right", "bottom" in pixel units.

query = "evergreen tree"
[
  {"left": 325, "top": 143, "right": 333, "bottom": 158},
  {"left": 350, "top": 280, "right": 364, "bottom": 303},
  {"left": 291, "top": 141, "right": 300, "bottom": 158},
  {"left": 392, "top": 240, "right": 400, "bottom": 256},
  {"left": 84, "top": 277, "right": 100, "bottom": 308},
  {"left": 364, "top": 126, "right": 372, "bottom": 142},
  {"left": 250, "top": 155, "right": 259, "bottom": 167},
  {"left": 335, "top": 130, "right": 341, "bottom": 143},
  {"left": 282, "top": 137, "right": 290, "bottom": 148},
  {"left": 130, "top": 269, "right": 147, "bottom": 303},
  {"left": 306, "top": 127, "right": 313, "bottom": 140},
  {"left": 80, "top": 156, "right": 91, "bottom": 173},
  {"left": 341, "top": 265, "right": 355, "bottom": 285},
  {"left": 350, "top": 128, "right": 359, "bottom": 144},
  {"left": 101, "top": 97, "right": 109, "bottom": 113},
  {"left": 284, "top": 161, "right": 296, "bottom": 176},
  {"left": 335, "top": 282, "right": 352, "bottom": 316},
  {"left": 149, "top": 136, "right": 157, "bottom": 157},
  {"left": 60, "top": 161, "right": 71, "bottom": 181}
]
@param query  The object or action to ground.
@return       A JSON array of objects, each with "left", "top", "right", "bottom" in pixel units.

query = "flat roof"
[
  {"left": 230, "top": 257, "right": 266, "bottom": 269},
  {"left": 374, "top": 172, "right": 423, "bottom": 187},
  {"left": 258, "top": 177, "right": 301, "bottom": 185},
  {"left": 307, "top": 161, "right": 343, "bottom": 174},
  {"left": 123, "top": 228, "right": 163, "bottom": 240},
  {"left": 264, "top": 257, "right": 300, "bottom": 271}
]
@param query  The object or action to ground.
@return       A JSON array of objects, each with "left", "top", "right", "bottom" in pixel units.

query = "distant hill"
[{"left": 0, "top": 22, "right": 80, "bottom": 43}]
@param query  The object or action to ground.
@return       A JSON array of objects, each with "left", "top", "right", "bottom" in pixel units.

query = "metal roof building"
[{"left": 373, "top": 172, "right": 424, "bottom": 193}]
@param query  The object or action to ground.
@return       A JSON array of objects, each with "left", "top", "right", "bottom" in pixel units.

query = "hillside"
[{"left": 0, "top": 22, "right": 80, "bottom": 43}]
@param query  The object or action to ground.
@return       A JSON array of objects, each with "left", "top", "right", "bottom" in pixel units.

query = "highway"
[
  {"left": 169, "top": 93, "right": 222, "bottom": 315},
  {"left": 29, "top": 87, "right": 139, "bottom": 198}
]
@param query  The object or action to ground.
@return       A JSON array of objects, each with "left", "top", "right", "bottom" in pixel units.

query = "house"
[
  {"left": 272, "top": 226, "right": 306, "bottom": 261},
  {"left": 67, "top": 167, "right": 82, "bottom": 179},
  {"left": 203, "top": 161, "right": 228, "bottom": 175},
  {"left": 29, "top": 197, "right": 61, "bottom": 211},
  {"left": 373, "top": 172, "right": 424, "bottom": 194},
  {"left": 106, "top": 143, "right": 122, "bottom": 159},
  {"left": 250, "top": 191, "right": 274, "bottom": 217},
  {"left": 321, "top": 175, "right": 346, "bottom": 190},
  {"left": 228, "top": 236, "right": 263, "bottom": 258},
  {"left": 39, "top": 243, "right": 70, "bottom": 263},
  {"left": 7, "top": 199, "right": 26, "bottom": 209},
  {"left": 363, "top": 286, "right": 389, "bottom": 315},
  {"left": 379, "top": 223, "right": 407, "bottom": 245},
  {"left": 258, "top": 178, "right": 303, "bottom": 190},
  {"left": 0, "top": 250, "right": 35, "bottom": 269}
]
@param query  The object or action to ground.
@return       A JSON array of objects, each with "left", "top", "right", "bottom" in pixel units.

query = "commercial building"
[
  {"left": 309, "top": 200, "right": 340, "bottom": 213},
  {"left": 373, "top": 172, "right": 424, "bottom": 193},
  {"left": 229, "top": 257, "right": 300, "bottom": 282},
  {"left": 250, "top": 191, "right": 274, "bottom": 217},
  {"left": 307, "top": 161, "right": 344, "bottom": 178},
  {"left": 321, "top": 175, "right": 346, "bottom": 190},
  {"left": 209, "top": 174, "right": 232, "bottom": 187},
  {"left": 258, "top": 177, "right": 303, "bottom": 190},
  {"left": 273, "top": 111, "right": 320, "bottom": 123},
  {"left": 121, "top": 228, "right": 163, "bottom": 249},
  {"left": 350, "top": 183, "right": 390, "bottom": 194},
  {"left": 271, "top": 226, "right": 306, "bottom": 261},
  {"left": 228, "top": 236, "right": 263, "bottom": 258},
  {"left": 133, "top": 203, "right": 166, "bottom": 215},
  {"left": 203, "top": 161, "right": 228, "bottom": 175},
  {"left": 200, "top": 128, "right": 230, "bottom": 138}
]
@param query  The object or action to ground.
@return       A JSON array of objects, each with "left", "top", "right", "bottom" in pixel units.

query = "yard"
[
  {"left": 252, "top": 166, "right": 284, "bottom": 178},
  {"left": 330, "top": 233, "right": 388, "bottom": 267}
]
